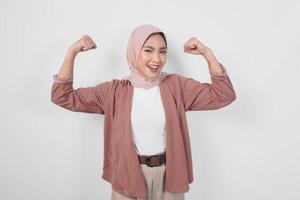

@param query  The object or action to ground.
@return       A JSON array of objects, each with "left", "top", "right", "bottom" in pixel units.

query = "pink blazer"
[{"left": 51, "top": 65, "right": 236, "bottom": 199}]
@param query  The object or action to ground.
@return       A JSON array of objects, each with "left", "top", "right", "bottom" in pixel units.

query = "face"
[{"left": 137, "top": 33, "right": 167, "bottom": 78}]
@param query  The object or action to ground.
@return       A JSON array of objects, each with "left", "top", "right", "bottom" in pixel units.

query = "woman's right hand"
[{"left": 68, "top": 35, "right": 97, "bottom": 54}]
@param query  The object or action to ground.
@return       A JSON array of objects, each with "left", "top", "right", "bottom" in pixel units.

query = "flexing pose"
[{"left": 51, "top": 24, "right": 236, "bottom": 200}]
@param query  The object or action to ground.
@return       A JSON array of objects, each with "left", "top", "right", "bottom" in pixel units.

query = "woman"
[{"left": 51, "top": 24, "right": 236, "bottom": 200}]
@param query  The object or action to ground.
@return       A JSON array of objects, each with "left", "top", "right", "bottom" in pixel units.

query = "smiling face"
[{"left": 137, "top": 33, "right": 167, "bottom": 79}]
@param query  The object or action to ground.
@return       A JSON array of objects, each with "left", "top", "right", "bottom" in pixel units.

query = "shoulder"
[
  {"left": 95, "top": 78, "right": 130, "bottom": 88},
  {"left": 89, "top": 79, "right": 127, "bottom": 98},
  {"left": 162, "top": 73, "right": 192, "bottom": 86}
]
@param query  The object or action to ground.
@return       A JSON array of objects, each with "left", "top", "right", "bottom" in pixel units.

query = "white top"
[{"left": 131, "top": 85, "right": 166, "bottom": 156}]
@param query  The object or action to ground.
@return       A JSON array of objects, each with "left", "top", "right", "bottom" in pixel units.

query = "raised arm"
[
  {"left": 51, "top": 35, "right": 110, "bottom": 114},
  {"left": 54, "top": 34, "right": 97, "bottom": 79},
  {"left": 180, "top": 37, "right": 236, "bottom": 111},
  {"left": 178, "top": 63, "right": 236, "bottom": 111}
]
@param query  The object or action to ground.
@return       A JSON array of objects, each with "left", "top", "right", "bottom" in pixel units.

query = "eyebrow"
[{"left": 143, "top": 46, "right": 167, "bottom": 50}]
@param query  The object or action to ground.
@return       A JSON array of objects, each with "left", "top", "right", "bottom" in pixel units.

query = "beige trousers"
[{"left": 111, "top": 163, "right": 185, "bottom": 200}]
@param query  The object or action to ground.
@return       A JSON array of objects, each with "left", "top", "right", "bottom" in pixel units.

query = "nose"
[{"left": 151, "top": 52, "right": 160, "bottom": 63}]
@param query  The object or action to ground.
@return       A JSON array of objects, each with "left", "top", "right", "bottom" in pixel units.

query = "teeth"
[{"left": 148, "top": 65, "right": 159, "bottom": 69}]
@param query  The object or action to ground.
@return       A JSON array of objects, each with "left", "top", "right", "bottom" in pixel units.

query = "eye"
[
  {"left": 145, "top": 49, "right": 152, "bottom": 53},
  {"left": 161, "top": 50, "right": 167, "bottom": 54}
]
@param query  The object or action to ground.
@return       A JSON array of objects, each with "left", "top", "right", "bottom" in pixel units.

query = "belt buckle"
[{"left": 145, "top": 154, "right": 165, "bottom": 167}]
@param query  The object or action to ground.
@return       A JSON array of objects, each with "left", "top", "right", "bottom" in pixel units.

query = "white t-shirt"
[{"left": 131, "top": 85, "right": 166, "bottom": 156}]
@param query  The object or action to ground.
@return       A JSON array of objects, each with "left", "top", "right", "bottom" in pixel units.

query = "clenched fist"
[
  {"left": 183, "top": 37, "right": 210, "bottom": 56},
  {"left": 69, "top": 35, "right": 97, "bottom": 54}
]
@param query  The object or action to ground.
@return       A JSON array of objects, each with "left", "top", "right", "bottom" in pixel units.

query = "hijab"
[{"left": 122, "top": 24, "right": 169, "bottom": 89}]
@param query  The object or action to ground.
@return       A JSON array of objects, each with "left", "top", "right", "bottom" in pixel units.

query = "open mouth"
[{"left": 147, "top": 65, "right": 160, "bottom": 72}]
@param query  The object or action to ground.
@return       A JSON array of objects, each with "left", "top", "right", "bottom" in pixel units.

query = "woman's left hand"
[{"left": 183, "top": 37, "right": 210, "bottom": 56}]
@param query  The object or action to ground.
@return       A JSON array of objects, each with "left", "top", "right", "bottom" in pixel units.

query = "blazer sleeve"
[
  {"left": 51, "top": 74, "right": 111, "bottom": 114},
  {"left": 178, "top": 63, "right": 236, "bottom": 111}
]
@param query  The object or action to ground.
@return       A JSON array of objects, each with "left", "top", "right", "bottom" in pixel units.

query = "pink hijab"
[{"left": 122, "top": 24, "right": 169, "bottom": 89}]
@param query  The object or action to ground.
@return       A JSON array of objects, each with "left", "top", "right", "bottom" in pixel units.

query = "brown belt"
[{"left": 138, "top": 151, "right": 166, "bottom": 167}]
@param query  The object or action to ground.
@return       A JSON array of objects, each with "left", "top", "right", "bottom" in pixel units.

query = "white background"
[{"left": 1, "top": 0, "right": 299, "bottom": 199}]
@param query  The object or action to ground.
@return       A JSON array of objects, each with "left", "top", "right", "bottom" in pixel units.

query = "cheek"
[
  {"left": 140, "top": 53, "right": 149, "bottom": 62},
  {"left": 137, "top": 54, "right": 148, "bottom": 71},
  {"left": 160, "top": 55, "right": 167, "bottom": 64},
  {"left": 138, "top": 54, "right": 149, "bottom": 66}
]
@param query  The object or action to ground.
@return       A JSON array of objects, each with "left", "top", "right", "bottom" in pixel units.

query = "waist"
[{"left": 138, "top": 151, "right": 166, "bottom": 167}]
